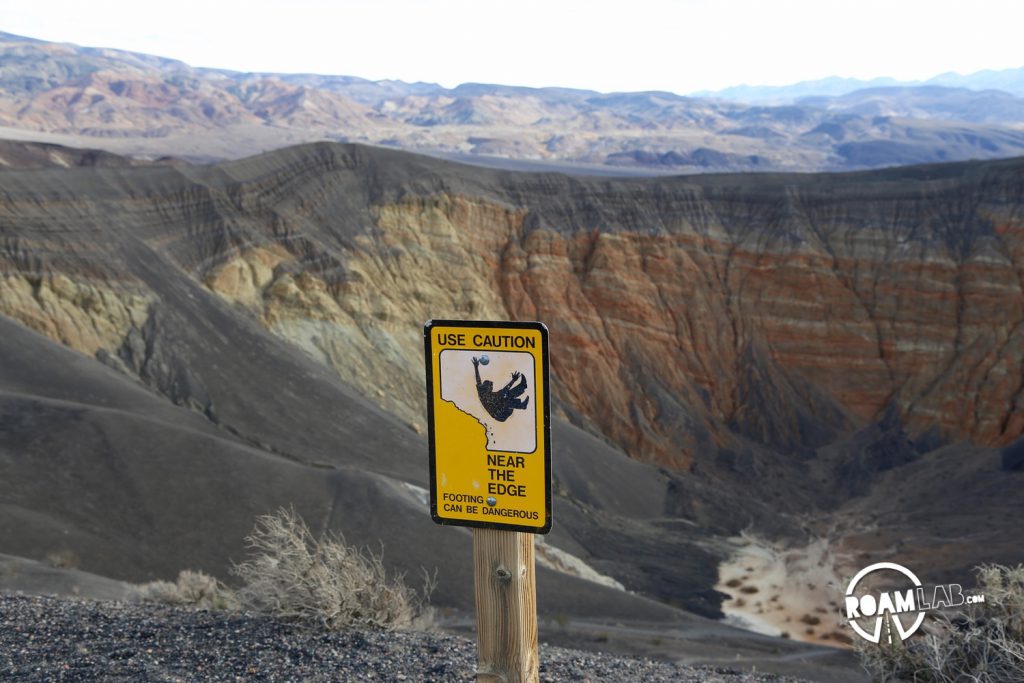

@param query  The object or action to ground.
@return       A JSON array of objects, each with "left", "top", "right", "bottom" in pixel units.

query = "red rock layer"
[{"left": 2, "top": 144, "right": 1021, "bottom": 471}]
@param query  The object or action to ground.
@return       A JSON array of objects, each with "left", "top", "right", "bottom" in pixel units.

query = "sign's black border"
[{"left": 423, "top": 319, "right": 552, "bottom": 534}]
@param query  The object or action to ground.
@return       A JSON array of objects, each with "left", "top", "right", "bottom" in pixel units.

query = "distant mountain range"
[
  {"left": 2, "top": 31, "right": 1024, "bottom": 173},
  {"left": 694, "top": 67, "right": 1024, "bottom": 103}
]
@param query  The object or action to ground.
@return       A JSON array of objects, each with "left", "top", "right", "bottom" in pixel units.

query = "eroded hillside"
[
  {"left": 2, "top": 143, "right": 1023, "bottom": 656},
  {"left": 2, "top": 143, "right": 1023, "bottom": 473}
]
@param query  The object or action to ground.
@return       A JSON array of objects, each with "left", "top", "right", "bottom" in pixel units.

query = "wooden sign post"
[
  {"left": 473, "top": 529, "right": 538, "bottom": 683},
  {"left": 424, "top": 320, "right": 551, "bottom": 683}
]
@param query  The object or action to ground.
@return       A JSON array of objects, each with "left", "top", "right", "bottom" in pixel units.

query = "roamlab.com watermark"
[{"left": 845, "top": 562, "right": 987, "bottom": 644}]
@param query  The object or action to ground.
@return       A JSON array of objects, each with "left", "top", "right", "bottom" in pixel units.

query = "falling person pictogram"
[{"left": 472, "top": 356, "right": 529, "bottom": 422}]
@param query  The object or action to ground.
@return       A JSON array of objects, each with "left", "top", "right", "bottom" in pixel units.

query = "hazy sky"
[{"left": 4, "top": 0, "right": 1022, "bottom": 93}]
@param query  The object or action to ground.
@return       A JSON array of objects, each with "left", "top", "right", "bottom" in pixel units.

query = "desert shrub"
[
  {"left": 135, "top": 569, "right": 238, "bottom": 611},
  {"left": 230, "top": 507, "right": 433, "bottom": 631},
  {"left": 856, "top": 564, "right": 1024, "bottom": 682}
]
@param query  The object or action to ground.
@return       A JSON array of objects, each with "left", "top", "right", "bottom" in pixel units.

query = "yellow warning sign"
[{"left": 423, "top": 320, "right": 551, "bottom": 533}]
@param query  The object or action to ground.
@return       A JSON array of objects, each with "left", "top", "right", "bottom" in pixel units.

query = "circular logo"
[{"left": 845, "top": 562, "right": 926, "bottom": 643}]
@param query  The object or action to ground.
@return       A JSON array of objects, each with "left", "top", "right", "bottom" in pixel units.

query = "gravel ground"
[{"left": 1, "top": 594, "right": 810, "bottom": 682}]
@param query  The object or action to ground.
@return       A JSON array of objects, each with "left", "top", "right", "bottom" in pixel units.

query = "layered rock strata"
[{"left": 1, "top": 143, "right": 1022, "bottom": 471}]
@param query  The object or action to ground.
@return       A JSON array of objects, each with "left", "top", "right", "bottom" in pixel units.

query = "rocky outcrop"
[
  {"left": 0, "top": 273, "right": 150, "bottom": 356},
  {"left": 2, "top": 143, "right": 1021, "bottom": 474}
]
